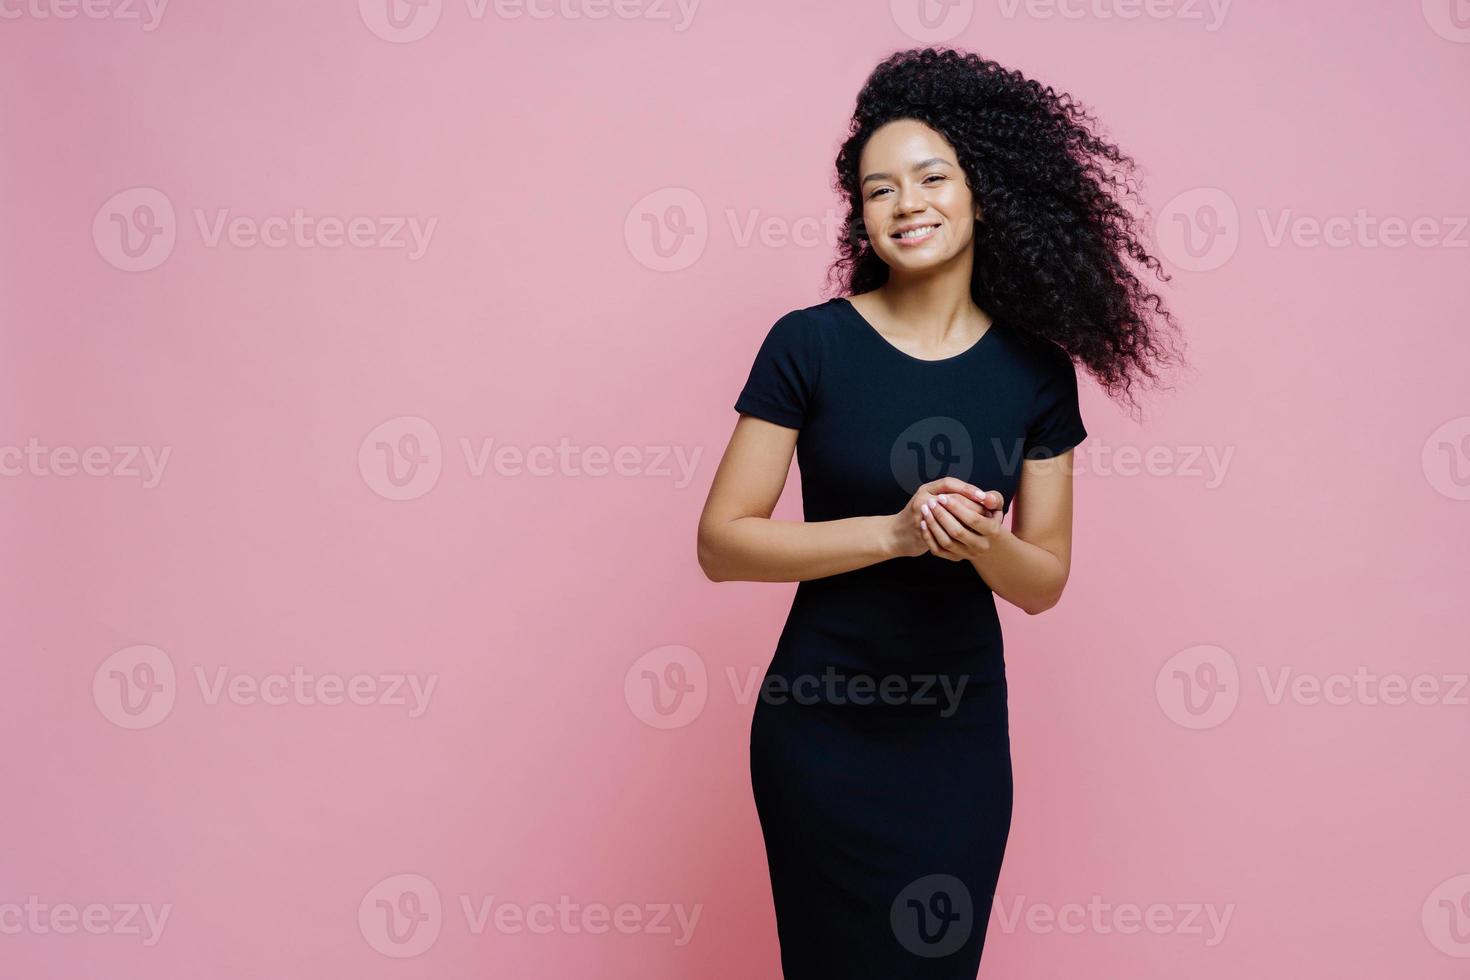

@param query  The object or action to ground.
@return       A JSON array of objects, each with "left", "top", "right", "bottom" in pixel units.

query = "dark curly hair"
[{"left": 825, "top": 46, "right": 1185, "bottom": 413}]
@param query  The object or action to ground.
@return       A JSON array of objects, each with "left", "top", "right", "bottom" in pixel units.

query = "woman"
[{"left": 697, "top": 47, "right": 1182, "bottom": 977}]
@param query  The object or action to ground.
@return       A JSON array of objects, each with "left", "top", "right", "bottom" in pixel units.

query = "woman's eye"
[{"left": 869, "top": 176, "right": 944, "bottom": 198}]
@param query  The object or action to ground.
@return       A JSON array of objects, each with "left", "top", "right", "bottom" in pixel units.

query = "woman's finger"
[
  {"left": 920, "top": 518, "right": 940, "bottom": 554},
  {"left": 931, "top": 495, "right": 975, "bottom": 543},
  {"left": 920, "top": 519, "right": 958, "bottom": 560},
  {"left": 921, "top": 500, "right": 955, "bottom": 549},
  {"left": 921, "top": 477, "right": 988, "bottom": 506},
  {"left": 935, "top": 493, "right": 985, "bottom": 532}
]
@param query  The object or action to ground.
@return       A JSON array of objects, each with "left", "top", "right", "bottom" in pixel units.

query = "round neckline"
[{"left": 835, "top": 296, "right": 999, "bottom": 365}]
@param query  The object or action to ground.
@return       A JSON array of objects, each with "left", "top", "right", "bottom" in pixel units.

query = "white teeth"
[{"left": 896, "top": 224, "right": 938, "bottom": 239}]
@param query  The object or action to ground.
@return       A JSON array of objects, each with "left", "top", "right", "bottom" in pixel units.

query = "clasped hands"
[{"left": 889, "top": 477, "right": 1006, "bottom": 562}]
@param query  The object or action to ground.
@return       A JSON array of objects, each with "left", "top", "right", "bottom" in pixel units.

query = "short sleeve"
[
  {"left": 733, "top": 310, "right": 820, "bottom": 430},
  {"left": 1023, "top": 347, "right": 1088, "bottom": 460}
]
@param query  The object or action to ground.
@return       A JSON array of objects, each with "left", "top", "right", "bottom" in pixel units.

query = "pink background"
[{"left": 3, "top": 1, "right": 1469, "bottom": 977}]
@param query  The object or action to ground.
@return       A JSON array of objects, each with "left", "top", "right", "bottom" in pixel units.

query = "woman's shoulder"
[
  {"left": 769, "top": 296, "right": 847, "bottom": 330},
  {"left": 758, "top": 297, "right": 849, "bottom": 353},
  {"left": 993, "top": 320, "right": 1077, "bottom": 379}
]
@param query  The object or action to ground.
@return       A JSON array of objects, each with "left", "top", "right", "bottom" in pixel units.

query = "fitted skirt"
[{"left": 749, "top": 671, "right": 1013, "bottom": 978}]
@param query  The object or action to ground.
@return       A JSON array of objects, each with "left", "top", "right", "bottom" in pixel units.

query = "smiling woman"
[{"left": 698, "top": 45, "right": 1184, "bottom": 978}]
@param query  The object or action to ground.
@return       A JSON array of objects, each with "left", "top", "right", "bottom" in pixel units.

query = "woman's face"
[{"left": 857, "top": 118, "right": 980, "bottom": 274}]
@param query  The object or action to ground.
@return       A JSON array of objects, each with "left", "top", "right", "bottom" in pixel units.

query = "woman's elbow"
[
  {"left": 699, "top": 552, "right": 727, "bottom": 583},
  {"left": 1024, "top": 582, "right": 1068, "bottom": 615},
  {"left": 697, "top": 530, "right": 727, "bottom": 582}
]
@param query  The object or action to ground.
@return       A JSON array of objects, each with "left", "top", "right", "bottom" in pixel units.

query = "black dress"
[{"left": 733, "top": 296, "right": 1087, "bottom": 978}]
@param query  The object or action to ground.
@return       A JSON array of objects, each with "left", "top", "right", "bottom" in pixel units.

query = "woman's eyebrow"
[{"left": 860, "top": 158, "right": 954, "bottom": 187}]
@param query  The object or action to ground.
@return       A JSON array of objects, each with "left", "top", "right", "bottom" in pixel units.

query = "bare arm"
[
  {"left": 697, "top": 414, "right": 900, "bottom": 583},
  {"left": 968, "top": 451, "right": 1078, "bottom": 615}
]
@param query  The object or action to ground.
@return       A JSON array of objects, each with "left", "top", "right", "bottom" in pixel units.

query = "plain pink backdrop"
[{"left": 3, "top": 1, "right": 1469, "bottom": 977}]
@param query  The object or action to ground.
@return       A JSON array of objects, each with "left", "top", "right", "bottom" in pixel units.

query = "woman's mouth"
[{"left": 891, "top": 223, "right": 939, "bottom": 245}]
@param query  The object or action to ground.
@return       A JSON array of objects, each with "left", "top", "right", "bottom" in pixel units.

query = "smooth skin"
[{"left": 698, "top": 119, "right": 1077, "bottom": 615}]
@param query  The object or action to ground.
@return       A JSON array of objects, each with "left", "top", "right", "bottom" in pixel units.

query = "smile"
[{"left": 891, "top": 223, "right": 939, "bottom": 244}]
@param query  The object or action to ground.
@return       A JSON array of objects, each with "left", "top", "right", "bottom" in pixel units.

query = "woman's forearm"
[
  {"left": 699, "top": 515, "right": 896, "bottom": 583},
  {"left": 968, "top": 526, "right": 1068, "bottom": 614}
]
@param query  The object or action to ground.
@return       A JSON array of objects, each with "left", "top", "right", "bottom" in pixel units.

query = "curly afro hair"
[{"left": 825, "top": 46, "right": 1185, "bottom": 413}]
